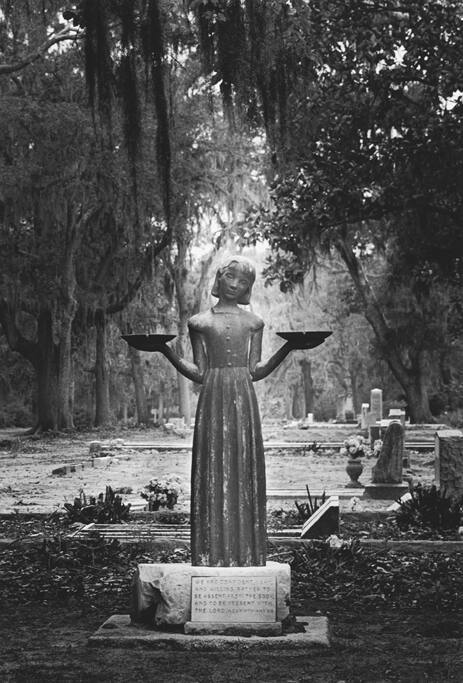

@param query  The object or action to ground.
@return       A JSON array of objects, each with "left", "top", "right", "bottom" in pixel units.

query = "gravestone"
[
  {"left": 300, "top": 496, "right": 339, "bottom": 539},
  {"left": 336, "top": 393, "right": 347, "bottom": 421},
  {"left": 388, "top": 408, "right": 406, "bottom": 426},
  {"left": 360, "top": 403, "right": 370, "bottom": 429},
  {"left": 364, "top": 421, "right": 409, "bottom": 499},
  {"left": 435, "top": 430, "right": 463, "bottom": 497},
  {"left": 370, "top": 388, "right": 383, "bottom": 422}
]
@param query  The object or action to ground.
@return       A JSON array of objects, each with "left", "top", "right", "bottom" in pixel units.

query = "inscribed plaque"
[{"left": 190, "top": 575, "right": 276, "bottom": 623}]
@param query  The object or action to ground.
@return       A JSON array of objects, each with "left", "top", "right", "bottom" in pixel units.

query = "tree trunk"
[
  {"left": 300, "top": 358, "right": 314, "bottom": 415},
  {"left": 36, "top": 309, "right": 60, "bottom": 431},
  {"left": 292, "top": 384, "right": 305, "bottom": 419},
  {"left": 94, "top": 310, "right": 111, "bottom": 426},
  {"left": 175, "top": 319, "right": 191, "bottom": 426},
  {"left": 402, "top": 354, "right": 432, "bottom": 423},
  {"left": 172, "top": 241, "right": 192, "bottom": 425},
  {"left": 337, "top": 239, "right": 432, "bottom": 423},
  {"left": 57, "top": 307, "right": 75, "bottom": 429},
  {"left": 129, "top": 345, "right": 150, "bottom": 424},
  {"left": 158, "top": 382, "right": 165, "bottom": 423},
  {"left": 177, "top": 373, "right": 191, "bottom": 426}
]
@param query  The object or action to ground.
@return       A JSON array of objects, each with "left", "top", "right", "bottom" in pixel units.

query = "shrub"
[
  {"left": 294, "top": 486, "right": 327, "bottom": 523},
  {"left": 63, "top": 486, "right": 131, "bottom": 524},
  {"left": 395, "top": 484, "right": 463, "bottom": 531},
  {"left": 0, "top": 400, "right": 33, "bottom": 428}
]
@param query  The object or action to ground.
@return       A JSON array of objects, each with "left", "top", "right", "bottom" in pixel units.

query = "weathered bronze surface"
[{"left": 125, "top": 256, "right": 330, "bottom": 567}]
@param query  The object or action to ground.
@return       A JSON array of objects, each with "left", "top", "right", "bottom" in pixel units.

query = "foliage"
[
  {"left": 63, "top": 486, "right": 131, "bottom": 524},
  {"left": 294, "top": 486, "right": 326, "bottom": 523},
  {"left": 232, "top": 1, "right": 463, "bottom": 422},
  {"left": 395, "top": 484, "right": 463, "bottom": 532},
  {"left": 289, "top": 540, "right": 463, "bottom": 611},
  {"left": 140, "top": 475, "right": 183, "bottom": 511}
]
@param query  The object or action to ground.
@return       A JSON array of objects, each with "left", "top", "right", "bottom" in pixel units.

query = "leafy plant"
[
  {"left": 395, "top": 484, "right": 463, "bottom": 531},
  {"left": 294, "top": 486, "right": 326, "bottom": 523},
  {"left": 63, "top": 486, "right": 131, "bottom": 524}
]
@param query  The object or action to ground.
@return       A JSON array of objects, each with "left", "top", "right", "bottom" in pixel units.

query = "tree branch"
[{"left": 0, "top": 27, "right": 82, "bottom": 77}]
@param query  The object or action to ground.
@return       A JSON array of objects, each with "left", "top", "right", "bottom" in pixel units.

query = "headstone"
[
  {"left": 369, "top": 424, "right": 381, "bottom": 444},
  {"left": 371, "top": 421, "right": 404, "bottom": 484},
  {"left": 370, "top": 388, "right": 383, "bottom": 422},
  {"left": 300, "top": 496, "right": 339, "bottom": 539},
  {"left": 336, "top": 393, "right": 346, "bottom": 421},
  {"left": 388, "top": 408, "right": 406, "bottom": 426},
  {"left": 344, "top": 394, "right": 354, "bottom": 420},
  {"left": 435, "top": 430, "right": 463, "bottom": 497},
  {"left": 89, "top": 440, "right": 102, "bottom": 455},
  {"left": 364, "top": 421, "right": 409, "bottom": 499},
  {"left": 360, "top": 403, "right": 369, "bottom": 429}
]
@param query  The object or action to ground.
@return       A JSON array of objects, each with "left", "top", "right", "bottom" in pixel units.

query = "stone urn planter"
[
  {"left": 345, "top": 457, "right": 364, "bottom": 488},
  {"left": 341, "top": 435, "right": 367, "bottom": 488}
]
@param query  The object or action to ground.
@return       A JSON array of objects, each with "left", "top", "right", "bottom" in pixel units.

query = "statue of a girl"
[{"left": 156, "top": 256, "right": 307, "bottom": 567}]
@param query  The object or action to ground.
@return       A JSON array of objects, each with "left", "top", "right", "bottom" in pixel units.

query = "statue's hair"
[{"left": 211, "top": 255, "right": 256, "bottom": 305}]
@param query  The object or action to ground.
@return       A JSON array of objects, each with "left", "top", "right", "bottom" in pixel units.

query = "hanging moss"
[
  {"left": 82, "top": 0, "right": 113, "bottom": 131},
  {"left": 79, "top": 0, "right": 171, "bottom": 228},
  {"left": 140, "top": 0, "right": 171, "bottom": 226}
]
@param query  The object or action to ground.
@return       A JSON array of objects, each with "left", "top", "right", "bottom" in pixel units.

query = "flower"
[
  {"left": 140, "top": 475, "right": 183, "bottom": 510},
  {"left": 339, "top": 435, "right": 366, "bottom": 459},
  {"left": 372, "top": 439, "right": 383, "bottom": 456}
]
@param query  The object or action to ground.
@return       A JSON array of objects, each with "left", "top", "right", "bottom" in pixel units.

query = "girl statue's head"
[{"left": 211, "top": 255, "right": 256, "bottom": 305}]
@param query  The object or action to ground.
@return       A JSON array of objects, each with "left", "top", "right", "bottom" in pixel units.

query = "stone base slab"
[
  {"left": 88, "top": 614, "right": 329, "bottom": 650},
  {"left": 363, "top": 483, "right": 409, "bottom": 500},
  {"left": 184, "top": 621, "right": 282, "bottom": 636},
  {"left": 131, "top": 561, "right": 291, "bottom": 627}
]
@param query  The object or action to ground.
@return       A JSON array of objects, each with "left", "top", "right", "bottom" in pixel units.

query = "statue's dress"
[{"left": 188, "top": 307, "right": 266, "bottom": 566}]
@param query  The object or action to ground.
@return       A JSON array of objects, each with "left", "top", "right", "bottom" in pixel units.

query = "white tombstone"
[
  {"left": 370, "top": 388, "right": 383, "bottom": 423},
  {"left": 361, "top": 403, "right": 369, "bottom": 429}
]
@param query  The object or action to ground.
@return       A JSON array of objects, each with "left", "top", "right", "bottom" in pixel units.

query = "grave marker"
[
  {"left": 435, "top": 430, "right": 463, "bottom": 497},
  {"left": 370, "top": 388, "right": 383, "bottom": 422}
]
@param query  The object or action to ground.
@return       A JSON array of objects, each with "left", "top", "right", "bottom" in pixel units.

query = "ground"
[
  {"left": 0, "top": 423, "right": 436, "bottom": 514},
  {"left": 1, "top": 423, "right": 461, "bottom": 682}
]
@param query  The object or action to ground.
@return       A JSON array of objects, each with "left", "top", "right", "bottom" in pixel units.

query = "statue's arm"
[
  {"left": 249, "top": 327, "right": 292, "bottom": 382},
  {"left": 158, "top": 327, "right": 205, "bottom": 384}
]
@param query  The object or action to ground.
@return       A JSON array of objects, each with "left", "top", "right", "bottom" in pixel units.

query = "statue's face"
[{"left": 218, "top": 263, "right": 251, "bottom": 302}]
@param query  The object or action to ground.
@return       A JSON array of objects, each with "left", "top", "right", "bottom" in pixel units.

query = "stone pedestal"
[
  {"left": 435, "top": 430, "right": 463, "bottom": 497},
  {"left": 131, "top": 562, "right": 290, "bottom": 633}
]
